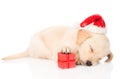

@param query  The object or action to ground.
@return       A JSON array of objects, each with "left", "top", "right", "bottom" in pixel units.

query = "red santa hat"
[{"left": 80, "top": 14, "right": 107, "bottom": 34}]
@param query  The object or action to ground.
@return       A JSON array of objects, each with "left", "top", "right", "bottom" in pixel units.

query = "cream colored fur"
[{"left": 2, "top": 26, "right": 113, "bottom": 66}]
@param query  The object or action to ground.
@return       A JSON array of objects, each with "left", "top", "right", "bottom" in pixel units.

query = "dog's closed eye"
[{"left": 89, "top": 45, "right": 94, "bottom": 53}]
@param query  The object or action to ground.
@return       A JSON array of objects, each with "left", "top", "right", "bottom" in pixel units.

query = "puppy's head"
[{"left": 76, "top": 30, "right": 113, "bottom": 66}]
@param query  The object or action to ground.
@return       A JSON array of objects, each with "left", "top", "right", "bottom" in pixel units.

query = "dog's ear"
[
  {"left": 105, "top": 52, "right": 113, "bottom": 62},
  {"left": 76, "top": 30, "right": 91, "bottom": 45}
]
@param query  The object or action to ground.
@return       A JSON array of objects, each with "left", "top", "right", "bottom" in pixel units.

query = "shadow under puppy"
[{"left": 2, "top": 14, "right": 113, "bottom": 66}]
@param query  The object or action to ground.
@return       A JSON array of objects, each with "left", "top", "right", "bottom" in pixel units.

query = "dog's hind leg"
[{"left": 2, "top": 51, "right": 28, "bottom": 60}]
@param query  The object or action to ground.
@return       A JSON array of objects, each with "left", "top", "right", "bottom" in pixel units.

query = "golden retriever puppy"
[{"left": 2, "top": 26, "right": 113, "bottom": 66}]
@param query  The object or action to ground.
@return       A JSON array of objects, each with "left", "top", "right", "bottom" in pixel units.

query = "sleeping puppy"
[{"left": 2, "top": 26, "right": 113, "bottom": 66}]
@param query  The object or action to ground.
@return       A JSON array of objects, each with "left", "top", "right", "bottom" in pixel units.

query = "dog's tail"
[{"left": 2, "top": 51, "right": 29, "bottom": 60}]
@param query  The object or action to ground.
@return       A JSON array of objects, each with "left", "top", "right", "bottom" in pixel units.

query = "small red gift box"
[{"left": 58, "top": 52, "right": 76, "bottom": 69}]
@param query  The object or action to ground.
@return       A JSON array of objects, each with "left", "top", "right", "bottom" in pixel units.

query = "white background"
[{"left": 0, "top": 0, "right": 120, "bottom": 79}]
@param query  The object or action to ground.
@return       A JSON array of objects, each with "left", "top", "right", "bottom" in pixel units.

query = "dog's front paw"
[{"left": 61, "top": 47, "right": 71, "bottom": 54}]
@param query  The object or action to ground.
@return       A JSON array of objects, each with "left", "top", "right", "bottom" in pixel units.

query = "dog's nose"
[{"left": 86, "top": 60, "right": 92, "bottom": 66}]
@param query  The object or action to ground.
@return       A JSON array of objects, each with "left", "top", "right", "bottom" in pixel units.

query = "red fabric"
[
  {"left": 80, "top": 14, "right": 105, "bottom": 28},
  {"left": 58, "top": 52, "right": 76, "bottom": 69}
]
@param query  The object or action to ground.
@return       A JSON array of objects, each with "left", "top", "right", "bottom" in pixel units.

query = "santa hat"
[{"left": 80, "top": 14, "right": 107, "bottom": 34}]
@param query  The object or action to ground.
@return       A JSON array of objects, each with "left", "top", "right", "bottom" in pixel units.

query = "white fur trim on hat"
[{"left": 80, "top": 23, "right": 107, "bottom": 34}]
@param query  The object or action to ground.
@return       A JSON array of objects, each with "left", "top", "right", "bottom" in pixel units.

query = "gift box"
[{"left": 58, "top": 52, "right": 76, "bottom": 69}]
